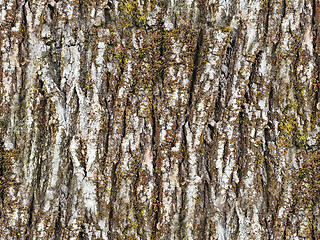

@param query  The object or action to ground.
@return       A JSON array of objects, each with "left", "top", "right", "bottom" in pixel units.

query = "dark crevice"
[
  {"left": 104, "top": 8, "right": 112, "bottom": 25},
  {"left": 214, "top": 84, "right": 223, "bottom": 122},
  {"left": 201, "top": 181, "right": 209, "bottom": 239},
  {"left": 214, "top": 27, "right": 240, "bottom": 121},
  {"left": 132, "top": 154, "right": 143, "bottom": 237},
  {"left": 65, "top": 154, "right": 74, "bottom": 224},
  {"left": 79, "top": 38, "right": 91, "bottom": 96},
  {"left": 101, "top": 71, "right": 112, "bottom": 168},
  {"left": 233, "top": 209, "right": 240, "bottom": 239},
  {"left": 151, "top": 98, "right": 161, "bottom": 240},
  {"left": 78, "top": 139, "right": 87, "bottom": 178},
  {"left": 263, "top": 126, "right": 274, "bottom": 239},
  {"left": 205, "top": 161, "right": 212, "bottom": 182},
  {"left": 178, "top": 123, "right": 188, "bottom": 240},
  {"left": 79, "top": 223, "right": 89, "bottom": 240},
  {"left": 53, "top": 203, "right": 62, "bottom": 240},
  {"left": 121, "top": 99, "right": 128, "bottom": 139},
  {"left": 222, "top": 139, "right": 229, "bottom": 174},
  {"left": 103, "top": 114, "right": 111, "bottom": 167},
  {"left": 78, "top": 0, "right": 85, "bottom": 17},
  {"left": 264, "top": 218, "right": 271, "bottom": 240},
  {"left": 282, "top": 0, "right": 286, "bottom": 18},
  {"left": 35, "top": 155, "right": 43, "bottom": 203},
  {"left": 312, "top": 0, "right": 317, "bottom": 26},
  {"left": 35, "top": 78, "right": 48, "bottom": 201},
  {"left": 151, "top": 17, "right": 166, "bottom": 239},
  {"left": 268, "top": 84, "right": 274, "bottom": 112},
  {"left": 0, "top": 138, "right": 9, "bottom": 216},
  {"left": 107, "top": 160, "right": 120, "bottom": 239},
  {"left": 48, "top": 3, "right": 55, "bottom": 22},
  {"left": 151, "top": 100, "right": 157, "bottom": 148},
  {"left": 188, "top": 27, "right": 204, "bottom": 107},
  {"left": 0, "top": 160, "right": 3, "bottom": 212},
  {"left": 21, "top": 2, "right": 28, "bottom": 42},
  {"left": 69, "top": 90, "right": 79, "bottom": 136},
  {"left": 48, "top": 41, "right": 62, "bottom": 89},
  {"left": 264, "top": 0, "right": 271, "bottom": 40},
  {"left": 236, "top": 107, "right": 248, "bottom": 198},
  {"left": 103, "top": 0, "right": 113, "bottom": 26},
  {"left": 157, "top": 18, "right": 166, "bottom": 93},
  {"left": 207, "top": 123, "right": 215, "bottom": 144},
  {"left": 27, "top": 0, "right": 34, "bottom": 14},
  {"left": 25, "top": 193, "right": 35, "bottom": 240},
  {"left": 246, "top": 50, "right": 263, "bottom": 103},
  {"left": 16, "top": 2, "right": 28, "bottom": 127},
  {"left": 311, "top": 0, "right": 320, "bottom": 124},
  {"left": 311, "top": 214, "right": 316, "bottom": 240},
  {"left": 282, "top": 216, "right": 290, "bottom": 240},
  {"left": 224, "top": 32, "right": 237, "bottom": 78}
]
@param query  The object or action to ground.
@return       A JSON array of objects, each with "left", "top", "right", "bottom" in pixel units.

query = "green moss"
[
  {"left": 298, "top": 168, "right": 307, "bottom": 180},
  {"left": 119, "top": 0, "right": 148, "bottom": 27},
  {"left": 279, "top": 117, "right": 297, "bottom": 137},
  {"left": 138, "top": 48, "right": 146, "bottom": 60},
  {"left": 278, "top": 111, "right": 308, "bottom": 148},
  {"left": 255, "top": 152, "right": 265, "bottom": 167}
]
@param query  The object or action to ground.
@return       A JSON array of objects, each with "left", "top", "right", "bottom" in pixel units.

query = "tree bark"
[{"left": 1, "top": 0, "right": 320, "bottom": 239}]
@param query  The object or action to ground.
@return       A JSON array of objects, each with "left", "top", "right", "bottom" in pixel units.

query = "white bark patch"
[{"left": 143, "top": 144, "right": 153, "bottom": 175}]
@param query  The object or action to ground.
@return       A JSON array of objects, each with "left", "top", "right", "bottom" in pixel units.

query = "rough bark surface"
[{"left": 1, "top": 0, "right": 320, "bottom": 239}]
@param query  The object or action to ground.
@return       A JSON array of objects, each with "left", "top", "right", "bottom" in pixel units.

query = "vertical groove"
[
  {"left": 178, "top": 124, "right": 188, "bottom": 239},
  {"left": 188, "top": 27, "right": 204, "bottom": 107},
  {"left": 107, "top": 160, "right": 120, "bottom": 239},
  {"left": 151, "top": 97, "right": 160, "bottom": 240}
]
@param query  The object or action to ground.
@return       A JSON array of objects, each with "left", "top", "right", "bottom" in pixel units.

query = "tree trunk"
[{"left": 1, "top": 0, "right": 320, "bottom": 239}]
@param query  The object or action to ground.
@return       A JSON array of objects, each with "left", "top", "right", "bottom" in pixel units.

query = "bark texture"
[{"left": 1, "top": 0, "right": 320, "bottom": 239}]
